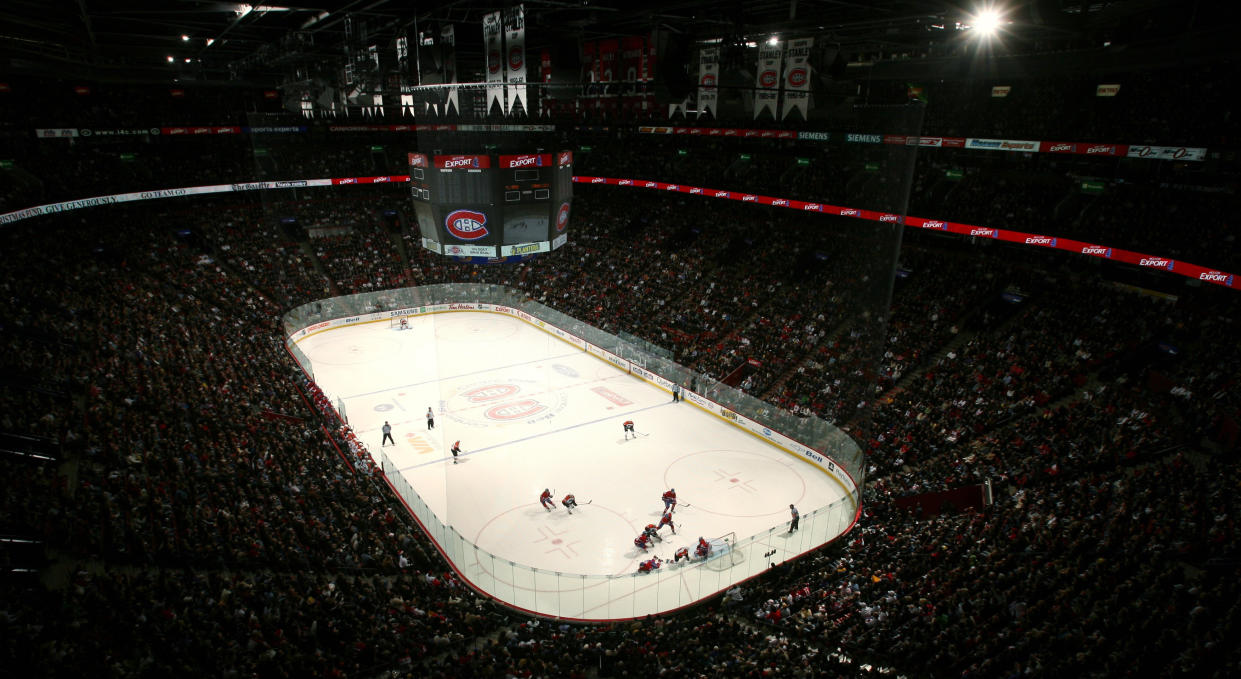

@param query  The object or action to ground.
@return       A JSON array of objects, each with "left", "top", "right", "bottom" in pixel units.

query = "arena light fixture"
[
  {"left": 166, "top": 55, "right": 174, "bottom": 63},
  {"left": 973, "top": 9, "right": 1001, "bottom": 36},
  {"left": 181, "top": 34, "right": 190, "bottom": 42},
  {"left": 767, "top": 35, "right": 780, "bottom": 46}
]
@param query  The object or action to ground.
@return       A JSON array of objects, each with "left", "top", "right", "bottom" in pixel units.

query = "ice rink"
[{"left": 294, "top": 310, "right": 851, "bottom": 615}]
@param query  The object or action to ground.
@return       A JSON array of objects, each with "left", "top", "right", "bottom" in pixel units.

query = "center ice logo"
[
  {"left": 445, "top": 209, "right": 489, "bottom": 240},
  {"left": 485, "top": 400, "right": 548, "bottom": 421},
  {"left": 463, "top": 384, "right": 520, "bottom": 402}
]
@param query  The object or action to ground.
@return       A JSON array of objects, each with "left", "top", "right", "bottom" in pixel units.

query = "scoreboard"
[{"left": 409, "top": 150, "right": 573, "bottom": 261}]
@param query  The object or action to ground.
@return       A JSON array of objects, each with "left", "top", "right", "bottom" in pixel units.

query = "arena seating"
[{"left": 1, "top": 75, "right": 1238, "bottom": 678}]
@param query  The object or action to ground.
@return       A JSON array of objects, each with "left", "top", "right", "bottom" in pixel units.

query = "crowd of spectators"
[
  {"left": 2, "top": 68, "right": 1240, "bottom": 676},
  {"left": 3, "top": 174, "right": 1239, "bottom": 677}
]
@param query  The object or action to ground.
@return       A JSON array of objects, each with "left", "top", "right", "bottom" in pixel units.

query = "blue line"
[
  {"left": 395, "top": 401, "right": 673, "bottom": 472},
  {"left": 342, "top": 350, "right": 581, "bottom": 400}
]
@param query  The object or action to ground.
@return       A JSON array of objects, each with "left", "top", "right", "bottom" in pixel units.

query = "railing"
[{"left": 283, "top": 284, "right": 863, "bottom": 619}]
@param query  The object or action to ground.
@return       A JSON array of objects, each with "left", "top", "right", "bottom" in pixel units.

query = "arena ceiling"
[{"left": 0, "top": 0, "right": 1230, "bottom": 84}]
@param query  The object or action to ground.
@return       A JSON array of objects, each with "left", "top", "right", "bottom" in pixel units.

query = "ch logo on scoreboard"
[
  {"left": 445, "top": 209, "right": 490, "bottom": 240},
  {"left": 556, "top": 202, "right": 571, "bottom": 232}
]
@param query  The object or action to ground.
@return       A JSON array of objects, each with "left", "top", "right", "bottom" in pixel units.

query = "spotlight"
[
  {"left": 767, "top": 36, "right": 779, "bottom": 46},
  {"left": 973, "top": 10, "right": 1001, "bottom": 36},
  {"left": 181, "top": 34, "right": 190, "bottom": 42},
  {"left": 167, "top": 55, "right": 174, "bottom": 63}
]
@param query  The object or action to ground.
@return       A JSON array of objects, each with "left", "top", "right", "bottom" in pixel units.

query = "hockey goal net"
[
  {"left": 389, "top": 316, "right": 409, "bottom": 330},
  {"left": 701, "top": 532, "right": 745, "bottom": 571}
]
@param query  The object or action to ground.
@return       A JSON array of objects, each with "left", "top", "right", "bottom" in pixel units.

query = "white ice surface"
[{"left": 295, "top": 311, "right": 850, "bottom": 617}]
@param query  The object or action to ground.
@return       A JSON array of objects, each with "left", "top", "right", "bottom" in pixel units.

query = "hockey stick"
[{"left": 634, "top": 430, "right": 650, "bottom": 437}]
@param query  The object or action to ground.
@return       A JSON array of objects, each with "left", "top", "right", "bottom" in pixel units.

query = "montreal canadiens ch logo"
[
  {"left": 788, "top": 68, "right": 807, "bottom": 87},
  {"left": 445, "top": 209, "right": 489, "bottom": 240},
  {"left": 759, "top": 71, "right": 777, "bottom": 87},
  {"left": 701, "top": 74, "right": 716, "bottom": 86},
  {"left": 509, "top": 47, "right": 523, "bottom": 70},
  {"left": 463, "top": 384, "right": 520, "bottom": 402},
  {"left": 488, "top": 51, "right": 501, "bottom": 73},
  {"left": 556, "top": 203, "right": 571, "bottom": 232},
  {"left": 485, "top": 400, "right": 548, "bottom": 421}
]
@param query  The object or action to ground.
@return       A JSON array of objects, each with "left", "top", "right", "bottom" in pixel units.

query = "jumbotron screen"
[{"left": 409, "top": 150, "right": 572, "bottom": 262}]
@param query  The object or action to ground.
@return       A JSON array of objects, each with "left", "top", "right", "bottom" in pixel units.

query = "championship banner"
[
  {"left": 781, "top": 38, "right": 813, "bottom": 120},
  {"left": 442, "top": 25, "right": 459, "bottom": 116},
  {"left": 503, "top": 6, "right": 526, "bottom": 115},
  {"left": 754, "top": 41, "right": 782, "bottom": 119},
  {"left": 697, "top": 46, "right": 720, "bottom": 118},
  {"left": 483, "top": 12, "right": 504, "bottom": 115}
]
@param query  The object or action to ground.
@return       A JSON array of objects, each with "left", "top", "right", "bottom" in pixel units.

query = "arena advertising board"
[
  {"left": 289, "top": 301, "right": 858, "bottom": 497},
  {"left": 500, "top": 241, "right": 550, "bottom": 257},
  {"left": 3, "top": 173, "right": 1231, "bottom": 292},
  {"left": 573, "top": 176, "right": 1239, "bottom": 290}
]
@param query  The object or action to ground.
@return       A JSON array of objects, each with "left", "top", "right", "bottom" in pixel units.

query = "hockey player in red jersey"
[
  {"left": 634, "top": 532, "right": 653, "bottom": 552},
  {"left": 644, "top": 523, "right": 662, "bottom": 543},
  {"left": 623, "top": 420, "right": 636, "bottom": 440},
  {"left": 638, "top": 556, "right": 662, "bottom": 573},
  {"left": 539, "top": 488, "right": 554, "bottom": 511},
  {"left": 657, "top": 510, "right": 676, "bottom": 534},
  {"left": 695, "top": 536, "right": 711, "bottom": 559},
  {"left": 661, "top": 488, "right": 677, "bottom": 513},
  {"left": 673, "top": 546, "right": 690, "bottom": 563},
  {"left": 562, "top": 493, "right": 578, "bottom": 514}
]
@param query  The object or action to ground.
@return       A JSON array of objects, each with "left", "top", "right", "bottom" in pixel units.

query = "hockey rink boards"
[{"left": 294, "top": 310, "right": 850, "bottom": 618}]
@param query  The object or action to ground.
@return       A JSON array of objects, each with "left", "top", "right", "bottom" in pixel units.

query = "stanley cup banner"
[
  {"left": 781, "top": 38, "right": 813, "bottom": 120},
  {"left": 442, "top": 24, "right": 459, "bottom": 116},
  {"left": 698, "top": 46, "right": 720, "bottom": 118},
  {"left": 483, "top": 11, "right": 504, "bottom": 115},
  {"left": 754, "top": 41, "right": 782, "bottom": 119},
  {"left": 503, "top": 5, "right": 526, "bottom": 115}
]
